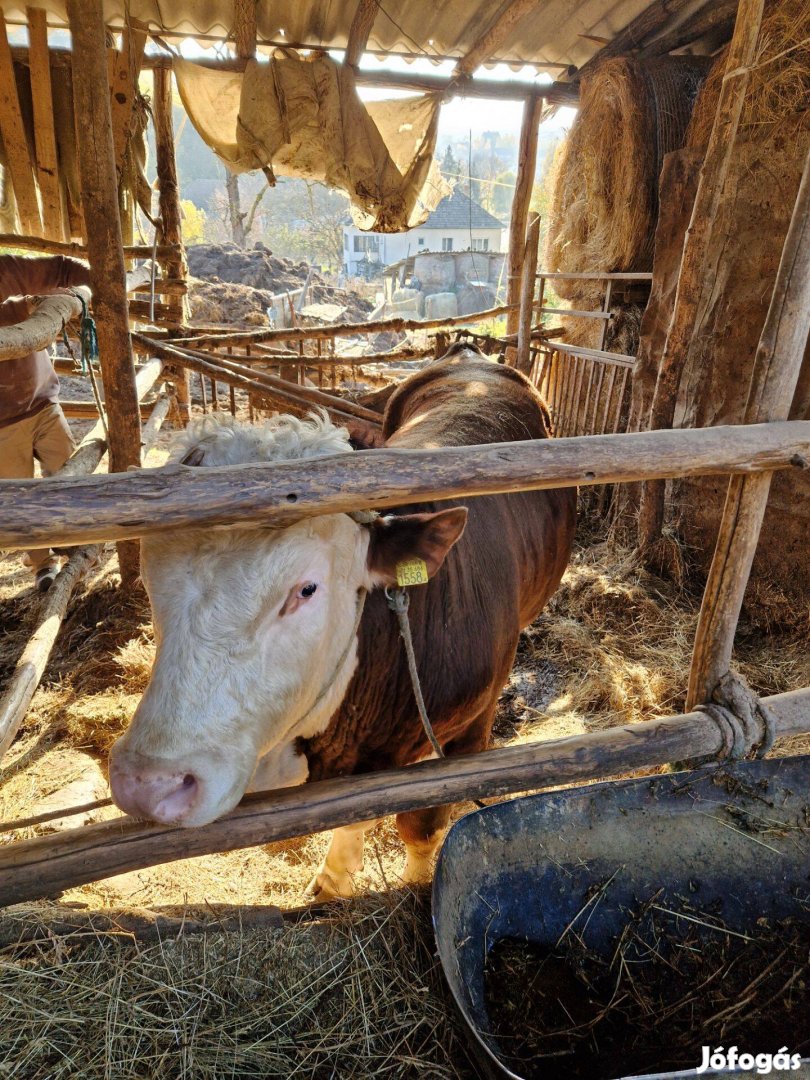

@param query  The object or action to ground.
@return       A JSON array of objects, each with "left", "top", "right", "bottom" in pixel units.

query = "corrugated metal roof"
[{"left": 0, "top": 0, "right": 713, "bottom": 78}]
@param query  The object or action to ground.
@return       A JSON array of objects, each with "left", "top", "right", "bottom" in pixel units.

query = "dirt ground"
[{"left": 1, "top": 416, "right": 807, "bottom": 913}]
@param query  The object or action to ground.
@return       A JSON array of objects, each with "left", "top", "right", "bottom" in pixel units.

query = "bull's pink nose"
[{"left": 110, "top": 765, "right": 199, "bottom": 824}]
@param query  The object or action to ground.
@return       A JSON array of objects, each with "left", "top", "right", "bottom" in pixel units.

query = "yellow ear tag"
[{"left": 395, "top": 557, "right": 429, "bottom": 587}]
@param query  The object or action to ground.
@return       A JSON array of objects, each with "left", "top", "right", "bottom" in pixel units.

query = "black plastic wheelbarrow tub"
[{"left": 433, "top": 757, "right": 810, "bottom": 1080}]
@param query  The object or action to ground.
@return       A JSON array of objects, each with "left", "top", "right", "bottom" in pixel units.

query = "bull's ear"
[{"left": 366, "top": 507, "right": 468, "bottom": 587}]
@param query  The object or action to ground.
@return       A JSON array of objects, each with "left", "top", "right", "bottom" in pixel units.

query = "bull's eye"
[{"left": 299, "top": 583, "right": 317, "bottom": 599}]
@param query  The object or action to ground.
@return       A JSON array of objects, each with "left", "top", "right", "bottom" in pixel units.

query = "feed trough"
[{"left": 433, "top": 757, "right": 810, "bottom": 1080}]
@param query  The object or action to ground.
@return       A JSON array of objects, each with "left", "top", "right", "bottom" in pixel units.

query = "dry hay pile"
[
  {"left": 0, "top": 891, "right": 476, "bottom": 1080},
  {"left": 544, "top": 56, "right": 707, "bottom": 349},
  {"left": 545, "top": 56, "right": 708, "bottom": 287},
  {"left": 686, "top": 0, "right": 810, "bottom": 149}
]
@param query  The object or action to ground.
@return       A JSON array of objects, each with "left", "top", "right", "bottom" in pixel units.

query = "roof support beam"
[
  {"left": 506, "top": 93, "right": 544, "bottom": 338},
  {"left": 454, "top": 0, "right": 539, "bottom": 78},
  {"left": 233, "top": 0, "right": 256, "bottom": 59},
  {"left": 344, "top": 0, "right": 378, "bottom": 69}
]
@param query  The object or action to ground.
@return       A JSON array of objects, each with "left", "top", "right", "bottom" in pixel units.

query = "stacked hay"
[
  {"left": 685, "top": 0, "right": 810, "bottom": 149},
  {"left": 632, "top": 0, "right": 810, "bottom": 604},
  {"left": 544, "top": 56, "right": 708, "bottom": 349}
]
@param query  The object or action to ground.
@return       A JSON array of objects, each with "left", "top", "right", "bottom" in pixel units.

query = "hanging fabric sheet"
[{"left": 174, "top": 53, "right": 450, "bottom": 232}]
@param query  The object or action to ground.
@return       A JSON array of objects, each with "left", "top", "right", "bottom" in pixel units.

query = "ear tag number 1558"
[{"left": 395, "top": 558, "right": 429, "bottom": 587}]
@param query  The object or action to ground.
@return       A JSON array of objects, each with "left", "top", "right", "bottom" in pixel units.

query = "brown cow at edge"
[{"left": 109, "top": 345, "right": 577, "bottom": 899}]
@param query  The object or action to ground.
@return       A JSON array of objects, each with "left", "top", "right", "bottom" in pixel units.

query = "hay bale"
[
  {"left": 544, "top": 56, "right": 708, "bottom": 297},
  {"left": 686, "top": 0, "right": 810, "bottom": 150}
]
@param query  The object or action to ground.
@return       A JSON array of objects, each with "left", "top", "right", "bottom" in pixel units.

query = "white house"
[{"left": 342, "top": 189, "right": 504, "bottom": 278}]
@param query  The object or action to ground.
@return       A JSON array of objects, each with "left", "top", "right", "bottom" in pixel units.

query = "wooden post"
[
  {"left": 152, "top": 63, "right": 190, "bottom": 423},
  {"left": 514, "top": 211, "right": 541, "bottom": 374},
  {"left": 637, "top": 0, "right": 765, "bottom": 554},
  {"left": 506, "top": 93, "right": 544, "bottom": 338},
  {"left": 687, "top": 148, "right": 810, "bottom": 709},
  {"left": 0, "top": 12, "right": 42, "bottom": 235},
  {"left": 26, "top": 7, "right": 65, "bottom": 240},
  {"left": 67, "top": 0, "right": 142, "bottom": 586}
]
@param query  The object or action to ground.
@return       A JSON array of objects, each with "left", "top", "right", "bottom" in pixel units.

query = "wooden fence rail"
[
  {"left": 0, "top": 686, "right": 806, "bottom": 908},
  {"left": 0, "top": 421, "right": 807, "bottom": 551}
]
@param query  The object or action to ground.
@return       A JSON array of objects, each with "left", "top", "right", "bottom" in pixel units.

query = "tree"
[
  {"left": 180, "top": 199, "right": 207, "bottom": 245},
  {"left": 223, "top": 168, "right": 272, "bottom": 247}
]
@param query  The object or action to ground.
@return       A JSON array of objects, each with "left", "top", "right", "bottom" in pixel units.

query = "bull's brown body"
[{"left": 303, "top": 350, "right": 577, "bottom": 815}]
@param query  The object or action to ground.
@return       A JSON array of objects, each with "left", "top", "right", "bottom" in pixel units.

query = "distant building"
[{"left": 342, "top": 189, "right": 504, "bottom": 278}]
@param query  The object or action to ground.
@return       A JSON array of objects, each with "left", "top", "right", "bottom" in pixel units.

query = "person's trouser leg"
[
  {"left": 28, "top": 404, "right": 75, "bottom": 571},
  {"left": 0, "top": 413, "right": 48, "bottom": 572}
]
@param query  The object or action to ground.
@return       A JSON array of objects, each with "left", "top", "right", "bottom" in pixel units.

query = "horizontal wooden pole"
[
  {"left": 137, "top": 336, "right": 381, "bottom": 424},
  {"left": 180, "top": 301, "right": 535, "bottom": 348},
  {"left": 0, "top": 687, "right": 806, "bottom": 907},
  {"left": 542, "top": 306, "right": 612, "bottom": 320},
  {"left": 0, "top": 233, "right": 180, "bottom": 260},
  {"left": 60, "top": 400, "right": 155, "bottom": 419},
  {"left": 538, "top": 271, "right": 654, "bottom": 282},
  {"left": 133, "top": 335, "right": 382, "bottom": 428},
  {"left": 0, "top": 421, "right": 807, "bottom": 550},
  {"left": 0, "top": 287, "right": 90, "bottom": 360}
]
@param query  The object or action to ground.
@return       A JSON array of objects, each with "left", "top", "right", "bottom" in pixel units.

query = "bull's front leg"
[{"left": 306, "top": 819, "right": 380, "bottom": 902}]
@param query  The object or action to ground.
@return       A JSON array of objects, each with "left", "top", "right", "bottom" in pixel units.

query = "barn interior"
[{"left": 0, "top": 0, "right": 808, "bottom": 1076}]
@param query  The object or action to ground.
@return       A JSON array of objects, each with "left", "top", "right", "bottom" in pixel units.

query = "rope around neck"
[{"left": 385, "top": 587, "right": 444, "bottom": 759}]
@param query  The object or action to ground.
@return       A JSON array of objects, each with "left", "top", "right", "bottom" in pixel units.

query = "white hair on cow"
[{"left": 172, "top": 410, "right": 352, "bottom": 468}]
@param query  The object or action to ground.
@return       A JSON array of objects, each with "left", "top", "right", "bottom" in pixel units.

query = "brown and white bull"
[{"left": 110, "top": 347, "right": 576, "bottom": 899}]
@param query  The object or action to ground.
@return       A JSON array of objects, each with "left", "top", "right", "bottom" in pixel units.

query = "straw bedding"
[{"left": 1, "top": 521, "right": 807, "bottom": 1076}]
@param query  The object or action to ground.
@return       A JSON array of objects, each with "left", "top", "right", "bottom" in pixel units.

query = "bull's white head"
[{"left": 109, "top": 413, "right": 466, "bottom": 827}]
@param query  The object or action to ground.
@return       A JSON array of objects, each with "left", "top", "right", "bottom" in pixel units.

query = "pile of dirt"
[
  {"left": 186, "top": 242, "right": 373, "bottom": 324},
  {"left": 188, "top": 277, "right": 277, "bottom": 326}
]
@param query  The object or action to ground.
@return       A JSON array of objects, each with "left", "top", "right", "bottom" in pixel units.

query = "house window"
[
  {"left": 353, "top": 235, "right": 380, "bottom": 253},
  {"left": 344, "top": 233, "right": 349, "bottom": 250},
  {"left": 471, "top": 238, "right": 489, "bottom": 252},
  {"left": 441, "top": 237, "right": 453, "bottom": 252},
  {"left": 418, "top": 237, "right": 425, "bottom": 246}
]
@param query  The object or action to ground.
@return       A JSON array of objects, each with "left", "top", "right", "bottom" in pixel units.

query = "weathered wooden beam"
[
  {"left": 136, "top": 336, "right": 382, "bottom": 425},
  {"left": 68, "top": 0, "right": 144, "bottom": 586},
  {"left": 26, "top": 7, "right": 65, "bottom": 240},
  {"left": 0, "top": 549, "right": 99, "bottom": 760},
  {"left": 152, "top": 64, "right": 187, "bottom": 329},
  {"left": 0, "top": 12, "right": 42, "bottom": 235},
  {"left": 454, "top": 0, "right": 538, "bottom": 78},
  {"left": 0, "top": 686, "right": 807, "bottom": 906},
  {"left": 109, "top": 17, "right": 147, "bottom": 176},
  {"left": 7, "top": 41, "right": 580, "bottom": 103},
  {"left": 60, "top": 400, "right": 155, "bottom": 419},
  {"left": 180, "top": 299, "right": 538, "bottom": 348},
  {"left": 575, "top": 0, "right": 698, "bottom": 77},
  {"left": 514, "top": 211, "right": 541, "bottom": 374},
  {"left": 506, "top": 94, "right": 544, "bottom": 338},
  {"left": 344, "top": 0, "right": 378, "bottom": 69},
  {"left": 233, "top": 0, "right": 257, "bottom": 59},
  {"left": 638, "top": 0, "right": 765, "bottom": 553},
  {"left": 0, "top": 264, "right": 149, "bottom": 360},
  {"left": 687, "top": 148, "right": 810, "bottom": 709},
  {"left": 0, "top": 421, "right": 807, "bottom": 551},
  {"left": 0, "top": 286, "right": 89, "bottom": 360},
  {"left": 0, "top": 233, "right": 181, "bottom": 259}
]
